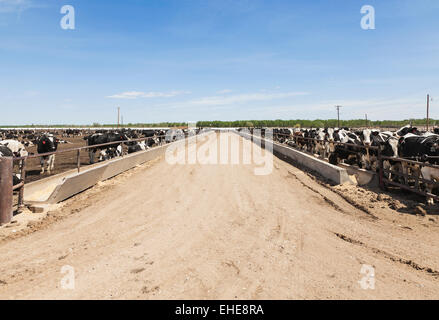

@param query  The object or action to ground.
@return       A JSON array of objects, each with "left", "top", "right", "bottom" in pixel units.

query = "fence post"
[
  {"left": 18, "top": 158, "right": 26, "bottom": 210},
  {"left": 378, "top": 149, "right": 384, "bottom": 189},
  {"left": 0, "top": 157, "right": 13, "bottom": 225},
  {"left": 76, "top": 149, "right": 81, "bottom": 173}
]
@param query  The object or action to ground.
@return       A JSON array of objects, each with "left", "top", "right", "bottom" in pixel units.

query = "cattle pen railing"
[
  {"left": 250, "top": 129, "right": 381, "bottom": 162},
  {"left": 0, "top": 132, "right": 195, "bottom": 225},
  {"left": 379, "top": 155, "right": 439, "bottom": 202},
  {"left": 245, "top": 129, "right": 439, "bottom": 204}
]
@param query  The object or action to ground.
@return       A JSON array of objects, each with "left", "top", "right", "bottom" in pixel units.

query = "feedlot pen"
[{"left": 0, "top": 131, "right": 438, "bottom": 300}]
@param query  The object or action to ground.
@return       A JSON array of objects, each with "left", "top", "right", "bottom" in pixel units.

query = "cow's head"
[
  {"left": 362, "top": 129, "right": 372, "bottom": 146},
  {"left": 429, "top": 139, "right": 439, "bottom": 157},
  {"left": 316, "top": 129, "right": 326, "bottom": 142},
  {"left": 116, "top": 133, "right": 129, "bottom": 143},
  {"left": 411, "top": 127, "right": 420, "bottom": 135},
  {"left": 396, "top": 125, "right": 420, "bottom": 137},
  {"left": 381, "top": 137, "right": 399, "bottom": 157},
  {"left": 18, "top": 147, "right": 28, "bottom": 157},
  {"left": 326, "top": 128, "right": 335, "bottom": 142}
]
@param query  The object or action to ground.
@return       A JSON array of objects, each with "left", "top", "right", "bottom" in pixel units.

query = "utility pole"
[
  {"left": 427, "top": 94, "right": 430, "bottom": 132},
  {"left": 365, "top": 114, "right": 368, "bottom": 128},
  {"left": 117, "top": 107, "right": 120, "bottom": 128},
  {"left": 335, "top": 105, "right": 342, "bottom": 128}
]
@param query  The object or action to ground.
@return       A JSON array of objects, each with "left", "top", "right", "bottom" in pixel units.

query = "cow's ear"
[{"left": 372, "top": 131, "right": 379, "bottom": 136}]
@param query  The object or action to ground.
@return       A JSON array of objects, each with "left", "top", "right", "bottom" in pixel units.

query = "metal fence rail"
[{"left": 379, "top": 155, "right": 439, "bottom": 201}]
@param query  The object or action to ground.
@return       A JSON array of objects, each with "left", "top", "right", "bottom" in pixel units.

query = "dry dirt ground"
[{"left": 0, "top": 132, "right": 438, "bottom": 299}]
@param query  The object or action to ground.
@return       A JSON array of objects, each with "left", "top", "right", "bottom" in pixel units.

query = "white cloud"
[
  {"left": 107, "top": 90, "right": 191, "bottom": 99},
  {"left": 24, "top": 90, "right": 39, "bottom": 97},
  {"left": 0, "top": 0, "right": 38, "bottom": 13},
  {"left": 189, "top": 91, "right": 309, "bottom": 106},
  {"left": 216, "top": 89, "right": 233, "bottom": 94}
]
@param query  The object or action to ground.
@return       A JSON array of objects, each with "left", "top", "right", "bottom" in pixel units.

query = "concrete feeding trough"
[
  {"left": 338, "top": 163, "right": 378, "bottom": 187},
  {"left": 24, "top": 133, "right": 202, "bottom": 205},
  {"left": 237, "top": 131, "right": 353, "bottom": 185}
]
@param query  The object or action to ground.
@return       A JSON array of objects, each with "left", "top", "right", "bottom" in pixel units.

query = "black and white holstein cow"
[
  {"left": 303, "top": 129, "right": 318, "bottom": 153},
  {"left": 37, "top": 134, "right": 59, "bottom": 174},
  {"left": 273, "top": 128, "right": 293, "bottom": 143},
  {"left": 142, "top": 129, "right": 164, "bottom": 146},
  {"left": 331, "top": 128, "right": 398, "bottom": 171},
  {"left": 396, "top": 125, "right": 421, "bottom": 138},
  {"left": 313, "top": 128, "right": 327, "bottom": 158},
  {"left": 357, "top": 129, "right": 399, "bottom": 171},
  {"left": 387, "top": 125, "right": 423, "bottom": 185},
  {"left": 0, "top": 145, "right": 22, "bottom": 186},
  {"left": 0, "top": 139, "right": 28, "bottom": 158},
  {"left": 84, "top": 132, "right": 129, "bottom": 164},
  {"left": 398, "top": 132, "right": 439, "bottom": 204},
  {"left": 127, "top": 141, "right": 147, "bottom": 154},
  {"left": 366, "top": 129, "right": 400, "bottom": 176},
  {"left": 329, "top": 129, "right": 364, "bottom": 167},
  {"left": 313, "top": 128, "right": 335, "bottom": 159},
  {"left": 0, "top": 140, "right": 28, "bottom": 184}
]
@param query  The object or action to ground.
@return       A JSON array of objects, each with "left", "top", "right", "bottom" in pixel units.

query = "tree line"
[
  {"left": 196, "top": 118, "right": 437, "bottom": 128},
  {"left": 2, "top": 118, "right": 436, "bottom": 129},
  {"left": 0, "top": 122, "right": 189, "bottom": 128}
]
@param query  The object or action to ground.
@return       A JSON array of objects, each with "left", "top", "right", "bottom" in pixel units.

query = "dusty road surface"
[{"left": 0, "top": 132, "right": 438, "bottom": 299}]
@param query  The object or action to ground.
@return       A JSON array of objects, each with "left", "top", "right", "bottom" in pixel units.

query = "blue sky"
[{"left": 0, "top": 0, "right": 438, "bottom": 125}]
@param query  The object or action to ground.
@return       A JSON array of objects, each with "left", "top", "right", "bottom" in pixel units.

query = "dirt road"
[{"left": 0, "top": 132, "right": 438, "bottom": 299}]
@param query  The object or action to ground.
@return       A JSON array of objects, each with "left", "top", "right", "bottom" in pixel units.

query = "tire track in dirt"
[
  {"left": 334, "top": 232, "right": 439, "bottom": 278},
  {"left": 286, "top": 170, "right": 377, "bottom": 220}
]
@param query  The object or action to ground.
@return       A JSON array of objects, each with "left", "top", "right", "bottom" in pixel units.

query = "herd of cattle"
[
  {"left": 2, "top": 125, "right": 439, "bottom": 203},
  {"left": 243, "top": 125, "right": 439, "bottom": 204},
  {"left": 0, "top": 128, "right": 198, "bottom": 186}
]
